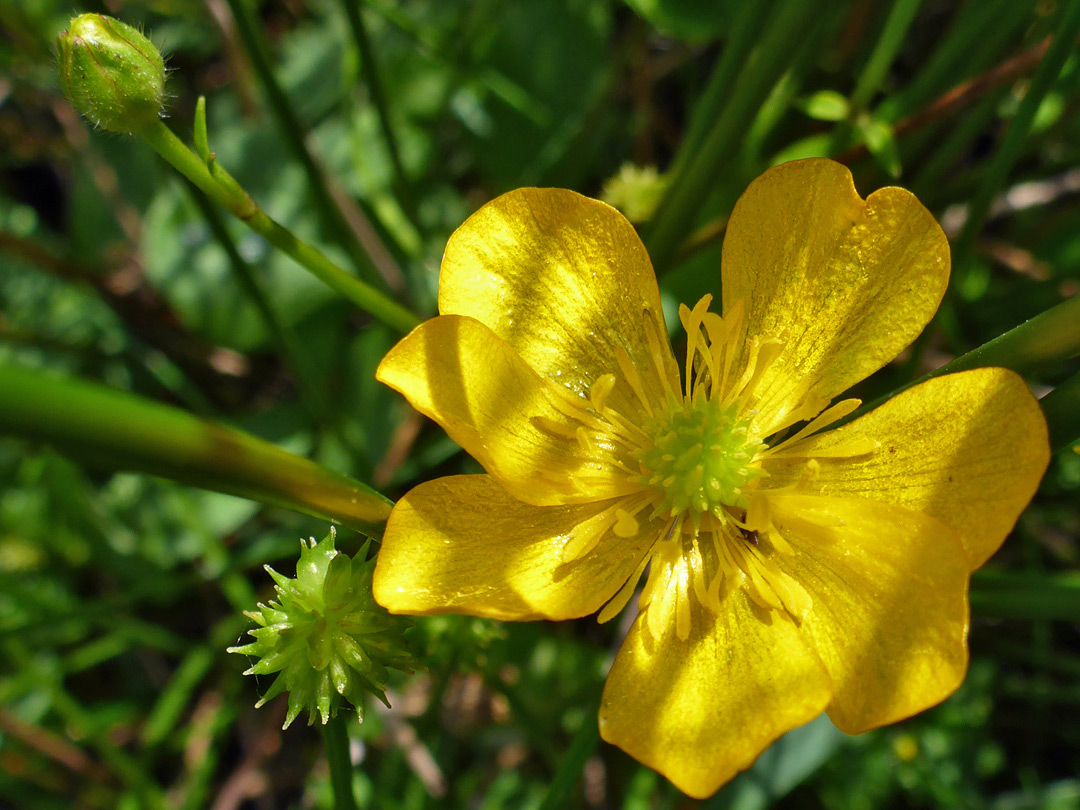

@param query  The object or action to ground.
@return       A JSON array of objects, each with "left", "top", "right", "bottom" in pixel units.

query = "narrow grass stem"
[
  {"left": 851, "top": 294, "right": 1080, "bottom": 430},
  {"left": 222, "top": 0, "right": 386, "bottom": 289},
  {"left": 139, "top": 120, "right": 419, "bottom": 334},
  {"left": 0, "top": 364, "right": 393, "bottom": 534},
  {"left": 971, "top": 570, "right": 1080, "bottom": 621},
  {"left": 341, "top": 0, "right": 407, "bottom": 191},
  {"left": 536, "top": 693, "right": 603, "bottom": 810},
  {"left": 949, "top": 0, "right": 1080, "bottom": 284},
  {"left": 1038, "top": 369, "right": 1080, "bottom": 452},
  {"left": 646, "top": 0, "right": 823, "bottom": 270},
  {"left": 828, "top": 0, "right": 924, "bottom": 154},
  {"left": 185, "top": 184, "right": 331, "bottom": 424},
  {"left": 663, "top": 0, "right": 776, "bottom": 184},
  {"left": 323, "top": 715, "right": 360, "bottom": 810}
]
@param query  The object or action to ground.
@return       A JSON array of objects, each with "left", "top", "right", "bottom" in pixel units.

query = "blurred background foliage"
[{"left": 1, "top": 0, "right": 1079, "bottom": 808}]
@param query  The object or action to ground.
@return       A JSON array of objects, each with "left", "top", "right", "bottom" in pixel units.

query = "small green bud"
[
  {"left": 57, "top": 14, "right": 166, "bottom": 134},
  {"left": 229, "top": 529, "right": 416, "bottom": 729},
  {"left": 601, "top": 163, "right": 670, "bottom": 224}
]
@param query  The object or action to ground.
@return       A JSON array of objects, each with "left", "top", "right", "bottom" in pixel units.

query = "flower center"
[{"left": 637, "top": 396, "right": 765, "bottom": 522}]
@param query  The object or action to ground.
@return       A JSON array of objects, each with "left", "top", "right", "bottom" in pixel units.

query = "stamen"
[
  {"left": 597, "top": 550, "right": 652, "bottom": 624},
  {"left": 641, "top": 308, "right": 683, "bottom": 401},
  {"left": 766, "top": 397, "right": 862, "bottom": 454},
  {"left": 613, "top": 508, "right": 640, "bottom": 537},
  {"left": 613, "top": 346, "right": 655, "bottom": 417},
  {"left": 589, "top": 373, "right": 617, "bottom": 413}
]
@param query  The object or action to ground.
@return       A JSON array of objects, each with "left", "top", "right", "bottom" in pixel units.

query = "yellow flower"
[{"left": 372, "top": 158, "right": 1049, "bottom": 798}]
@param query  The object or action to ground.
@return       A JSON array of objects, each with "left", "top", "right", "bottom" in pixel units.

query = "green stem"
[
  {"left": 536, "top": 694, "right": 602, "bottom": 810},
  {"left": 185, "top": 184, "right": 330, "bottom": 424},
  {"left": 854, "top": 294, "right": 1080, "bottom": 424},
  {"left": 139, "top": 120, "right": 419, "bottom": 334},
  {"left": 0, "top": 364, "right": 392, "bottom": 534},
  {"left": 828, "top": 0, "right": 924, "bottom": 154},
  {"left": 971, "top": 569, "right": 1080, "bottom": 621},
  {"left": 341, "top": 0, "right": 407, "bottom": 191},
  {"left": 222, "top": 0, "right": 387, "bottom": 289},
  {"left": 933, "top": 294, "right": 1080, "bottom": 376},
  {"left": 323, "top": 715, "right": 360, "bottom": 810},
  {"left": 646, "top": 0, "right": 823, "bottom": 270},
  {"left": 1039, "top": 369, "right": 1080, "bottom": 452},
  {"left": 949, "top": 0, "right": 1080, "bottom": 283},
  {"left": 663, "top": 0, "right": 776, "bottom": 184}
]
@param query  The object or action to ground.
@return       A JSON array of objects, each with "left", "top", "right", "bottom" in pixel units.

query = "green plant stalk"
[
  {"left": 1039, "top": 369, "right": 1080, "bottom": 452},
  {"left": 935, "top": 293, "right": 1080, "bottom": 377},
  {"left": 323, "top": 715, "right": 360, "bottom": 810},
  {"left": 878, "top": 0, "right": 1024, "bottom": 121},
  {"left": 663, "top": 0, "right": 776, "bottom": 184},
  {"left": 341, "top": 0, "right": 407, "bottom": 191},
  {"left": 222, "top": 0, "right": 386, "bottom": 290},
  {"left": 971, "top": 570, "right": 1080, "bottom": 621},
  {"left": 646, "top": 0, "right": 823, "bottom": 270},
  {"left": 850, "top": 293, "right": 1080, "bottom": 434},
  {"left": 536, "top": 695, "right": 602, "bottom": 810},
  {"left": 139, "top": 120, "right": 419, "bottom": 334},
  {"left": 950, "top": 0, "right": 1080, "bottom": 282},
  {"left": 185, "top": 184, "right": 330, "bottom": 424},
  {"left": 828, "top": 0, "right": 923, "bottom": 154},
  {"left": 0, "top": 364, "right": 393, "bottom": 534}
]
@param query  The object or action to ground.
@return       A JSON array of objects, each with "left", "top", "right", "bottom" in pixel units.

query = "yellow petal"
[
  {"left": 377, "top": 315, "right": 637, "bottom": 505},
  {"left": 722, "top": 159, "right": 949, "bottom": 435},
  {"left": 599, "top": 589, "right": 831, "bottom": 798},
  {"left": 767, "top": 494, "right": 969, "bottom": 734},
  {"left": 373, "top": 475, "right": 660, "bottom": 621},
  {"left": 439, "top": 188, "right": 679, "bottom": 416},
  {"left": 764, "top": 368, "right": 1049, "bottom": 569}
]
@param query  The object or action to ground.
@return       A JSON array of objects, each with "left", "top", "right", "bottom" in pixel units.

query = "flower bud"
[
  {"left": 229, "top": 529, "right": 416, "bottom": 729},
  {"left": 57, "top": 14, "right": 166, "bottom": 134}
]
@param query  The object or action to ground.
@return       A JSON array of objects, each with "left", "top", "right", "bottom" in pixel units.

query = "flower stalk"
[
  {"left": 0, "top": 364, "right": 392, "bottom": 534},
  {"left": 137, "top": 119, "right": 420, "bottom": 335},
  {"left": 56, "top": 13, "right": 420, "bottom": 335}
]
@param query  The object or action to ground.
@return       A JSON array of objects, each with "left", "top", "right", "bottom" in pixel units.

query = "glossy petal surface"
[
  {"left": 439, "top": 187, "right": 679, "bottom": 414},
  {"left": 374, "top": 475, "right": 659, "bottom": 621},
  {"left": 722, "top": 159, "right": 949, "bottom": 434},
  {"left": 600, "top": 589, "right": 831, "bottom": 798},
  {"left": 768, "top": 495, "right": 969, "bottom": 733},
  {"left": 765, "top": 368, "right": 1049, "bottom": 568},
  {"left": 377, "top": 315, "right": 636, "bottom": 505}
]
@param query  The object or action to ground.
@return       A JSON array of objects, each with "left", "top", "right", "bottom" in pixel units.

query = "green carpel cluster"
[
  {"left": 638, "top": 397, "right": 765, "bottom": 520},
  {"left": 229, "top": 529, "right": 415, "bottom": 729}
]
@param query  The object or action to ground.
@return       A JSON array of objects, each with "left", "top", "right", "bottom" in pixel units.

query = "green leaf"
[
  {"left": 623, "top": 0, "right": 730, "bottom": 40},
  {"left": 800, "top": 90, "right": 850, "bottom": 122}
]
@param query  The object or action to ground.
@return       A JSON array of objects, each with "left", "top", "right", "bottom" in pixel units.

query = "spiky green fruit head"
[
  {"left": 229, "top": 528, "right": 415, "bottom": 729},
  {"left": 57, "top": 14, "right": 166, "bottom": 134}
]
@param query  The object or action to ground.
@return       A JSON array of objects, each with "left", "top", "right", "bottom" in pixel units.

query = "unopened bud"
[{"left": 57, "top": 14, "right": 166, "bottom": 134}]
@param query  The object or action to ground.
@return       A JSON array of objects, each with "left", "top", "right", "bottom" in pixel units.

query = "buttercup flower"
[{"left": 373, "top": 159, "right": 1049, "bottom": 797}]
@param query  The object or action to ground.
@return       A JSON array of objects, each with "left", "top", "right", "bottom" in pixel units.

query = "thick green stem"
[
  {"left": 323, "top": 715, "right": 360, "bottom": 810},
  {"left": 139, "top": 120, "right": 420, "bottom": 334},
  {"left": 933, "top": 294, "right": 1080, "bottom": 377},
  {"left": 0, "top": 364, "right": 392, "bottom": 534}
]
